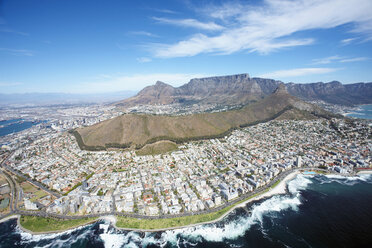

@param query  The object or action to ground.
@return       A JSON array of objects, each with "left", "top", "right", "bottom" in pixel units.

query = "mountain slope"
[
  {"left": 115, "top": 74, "right": 372, "bottom": 107},
  {"left": 75, "top": 85, "right": 334, "bottom": 151}
]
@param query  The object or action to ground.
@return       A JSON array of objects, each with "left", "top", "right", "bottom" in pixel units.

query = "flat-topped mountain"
[
  {"left": 115, "top": 74, "right": 372, "bottom": 107},
  {"left": 75, "top": 84, "right": 335, "bottom": 152}
]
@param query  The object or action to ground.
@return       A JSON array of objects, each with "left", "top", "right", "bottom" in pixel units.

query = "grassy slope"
[
  {"left": 136, "top": 141, "right": 178, "bottom": 156},
  {"left": 77, "top": 89, "right": 328, "bottom": 150},
  {"left": 19, "top": 216, "right": 97, "bottom": 233}
]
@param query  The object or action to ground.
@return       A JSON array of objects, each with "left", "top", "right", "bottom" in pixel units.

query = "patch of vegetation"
[
  {"left": 97, "top": 189, "right": 104, "bottom": 196},
  {"left": 69, "top": 130, "right": 106, "bottom": 151},
  {"left": 85, "top": 172, "right": 94, "bottom": 180},
  {"left": 30, "top": 190, "right": 48, "bottom": 202},
  {"left": 76, "top": 89, "right": 332, "bottom": 153},
  {"left": 116, "top": 189, "right": 269, "bottom": 230},
  {"left": 21, "top": 182, "right": 37, "bottom": 193},
  {"left": 136, "top": 141, "right": 178, "bottom": 156},
  {"left": 15, "top": 175, "right": 26, "bottom": 183},
  {"left": 19, "top": 216, "right": 97, "bottom": 233},
  {"left": 63, "top": 182, "right": 82, "bottom": 196},
  {"left": 270, "top": 179, "right": 281, "bottom": 189}
]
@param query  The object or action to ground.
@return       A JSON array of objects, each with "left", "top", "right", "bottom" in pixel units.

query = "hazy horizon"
[{"left": 1, "top": 0, "right": 372, "bottom": 94}]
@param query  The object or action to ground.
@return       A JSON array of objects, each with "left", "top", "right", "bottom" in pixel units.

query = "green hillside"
[{"left": 74, "top": 85, "right": 333, "bottom": 151}]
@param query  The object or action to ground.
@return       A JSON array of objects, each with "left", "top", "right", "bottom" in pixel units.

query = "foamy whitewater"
[{"left": 2, "top": 173, "right": 372, "bottom": 248}]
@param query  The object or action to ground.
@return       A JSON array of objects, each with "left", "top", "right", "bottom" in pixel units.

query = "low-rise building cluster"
[{"left": 4, "top": 118, "right": 370, "bottom": 216}]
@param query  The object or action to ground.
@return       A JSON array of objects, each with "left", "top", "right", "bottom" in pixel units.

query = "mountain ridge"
[
  {"left": 115, "top": 73, "right": 372, "bottom": 107},
  {"left": 76, "top": 84, "right": 336, "bottom": 152}
]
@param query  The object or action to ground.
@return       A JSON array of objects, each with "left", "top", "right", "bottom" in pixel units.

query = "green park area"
[
  {"left": 19, "top": 177, "right": 283, "bottom": 232},
  {"left": 116, "top": 189, "right": 269, "bottom": 230},
  {"left": 19, "top": 215, "right": 97, "bottom": 233},
  {"left": 21, "top": 182, "right": 48, "bottom": 202}
]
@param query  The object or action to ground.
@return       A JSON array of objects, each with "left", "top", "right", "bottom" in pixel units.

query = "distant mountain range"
[
  {"left": 115, "top": 74, "right": 372, "bottom": 107},
  {"left": 0, "top": 91, "right": 136, "bottom": 107},
  {"left": 75, "top": 84, "right": 337, "bottom": 153}
]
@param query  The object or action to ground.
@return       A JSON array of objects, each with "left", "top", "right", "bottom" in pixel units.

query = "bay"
[{"left": 346, "top": 104, "right": 372, "bottom": 120}]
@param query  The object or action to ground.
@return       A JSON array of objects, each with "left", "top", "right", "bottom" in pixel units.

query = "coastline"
[
  {"left": 16, "top": 216, "right": 99, "bottom": 235},
  {"left": 0, "top": 214, "right": 18, "bottom": 224},
  {"left": 10, "top": 169, "right": 366, "bottom": 235},
  {"left": 6, "top": 170, "right": 300, "bottom": 235},
  {"left": 357, "top": 170, "right": 372, "bottom": 175},
  {"left": 342, "top": 103, "right": 372, "bottom": 119}
]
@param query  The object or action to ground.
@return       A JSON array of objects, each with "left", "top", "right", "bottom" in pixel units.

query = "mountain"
[
  {"left": 286, "top": 81, "right": 372, "bottom": 105},
  {"left": 115, "top": 74, "right": 372, "bottom": 107},
  {"left": 75, "top": 84, "right": 335, "bottom": 153},
  {"left": 115, "top": 74, "right": 267, "bottom": 107}
]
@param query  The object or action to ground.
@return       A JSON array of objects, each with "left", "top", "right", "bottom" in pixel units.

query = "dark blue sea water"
[
  {"left": 346, "top": 104, "right": 372, "bottom": 120},
  {"left": 1, "top": 174, "right": 372, "bottom": 248},
  {"left": 0, "top": 119, "right": 43, "bottom": 137}
]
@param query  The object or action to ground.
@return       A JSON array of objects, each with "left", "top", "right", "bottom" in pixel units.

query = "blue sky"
[{"left": 1, "top": 0, "right": 372, "bottom": 94}]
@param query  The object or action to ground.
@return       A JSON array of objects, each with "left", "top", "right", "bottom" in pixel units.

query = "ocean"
[
  {"left": 346, "top": 104, "right": 372, "bottom": 120},
  {"left": 1, "top": 173, "right": 372, "bottom": 248},
  {"left": 0, "top": 119, "right": 44, "bottom": 137}
]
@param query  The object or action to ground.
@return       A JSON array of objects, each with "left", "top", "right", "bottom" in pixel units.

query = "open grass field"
[
  {"left": 21, "top": 182, "right": 37, "bottom": 193},
  {"left": 30, "top": 190, "right": 48, "bottom": 202},
  {"left": 136, "top": 140, "right": 178, "bottom": 156},
  {"left": 19, "top": 216, "right": 97, "bottom": 233}
]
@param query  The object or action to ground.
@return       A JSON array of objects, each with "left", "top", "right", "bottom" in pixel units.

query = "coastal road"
[{"left": 0, "top": 167, "right": 335, "bottom": 222}]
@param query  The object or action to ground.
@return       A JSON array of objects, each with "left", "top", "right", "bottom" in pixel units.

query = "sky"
[{"left": 1, "top": 0, "right": 372, "bottom": 94}]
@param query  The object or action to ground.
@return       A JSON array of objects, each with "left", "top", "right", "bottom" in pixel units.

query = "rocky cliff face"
[
  {"left": 286, "top": 81, "right": 372, "bottom": 105},
  {"left": 115, "top": 73, "right": 372, "bottom": 107}
]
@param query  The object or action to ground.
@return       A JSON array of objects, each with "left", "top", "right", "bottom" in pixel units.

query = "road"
[
  {"left": 0, "top": 166, "right": 340, "bottom": 222},
  {"left": 0, "top": 150, "right": 61, "bottom": 199}
]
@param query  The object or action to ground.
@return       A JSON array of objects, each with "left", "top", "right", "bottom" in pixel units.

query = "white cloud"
[
  {"left": 0, "top": 48, "right": 34, "bottom": 56},
  {"left": 73, "top": 73, "right": 209, "bottom": 93},
  {"left": 152, "top": 0, "right": 372, "bottom": 58},
  {"left": 136, "top": 57, "right": 152, "bottom": 63},
  {"left": 153, "top": 9, "right": 178, "bottom": 15},
  {"left": 259, "top": 67, "right": 340, "bottom": 79},
  {"left": 340, "top": 57, "right": 368, "bottom": 63},
  {"left": 128, "top": 31, "right": 158, "bottom": 37},
  {"left": 340, "top": 38, "right": 357, "bottom": 45},
  {"left": 0, "top": 82, "right": 23, "bottom": 87},
  {"left": 0, "top": 28, "right": 29, "bottom": 36},
  {"left": 153, "top": 17, "right": 224, "bottom": 31},
  {"left": 312, "top": 55, "right": 368, "bottom": 64},
  {"left": 312, "top": 55, "right": 344, "bottom": 64}
]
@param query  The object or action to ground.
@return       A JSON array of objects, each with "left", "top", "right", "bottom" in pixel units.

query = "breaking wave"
[
  {"left": 99, "top": 222, "right": 142, "bottom": 248},
  {"left": 10, "top": 172, "right": 371, "bottom": 247},
  {"left": 140, "top": 173, "right": 313, "bottom": 246},
  {"left": 314, "top": 173, "right": 372, "bottom": 186}
]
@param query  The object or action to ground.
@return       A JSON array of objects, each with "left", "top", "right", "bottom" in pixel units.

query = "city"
[
  {"left": 1, "top": 106, "right": 370, "bottom": 220},
  {"left": 1, "top": 0, "right": 372, "bottom": 247}
]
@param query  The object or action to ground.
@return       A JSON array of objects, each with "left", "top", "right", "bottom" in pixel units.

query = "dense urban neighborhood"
[{"left": 1, "top": 103, "right": 370, "bottom": 220}]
